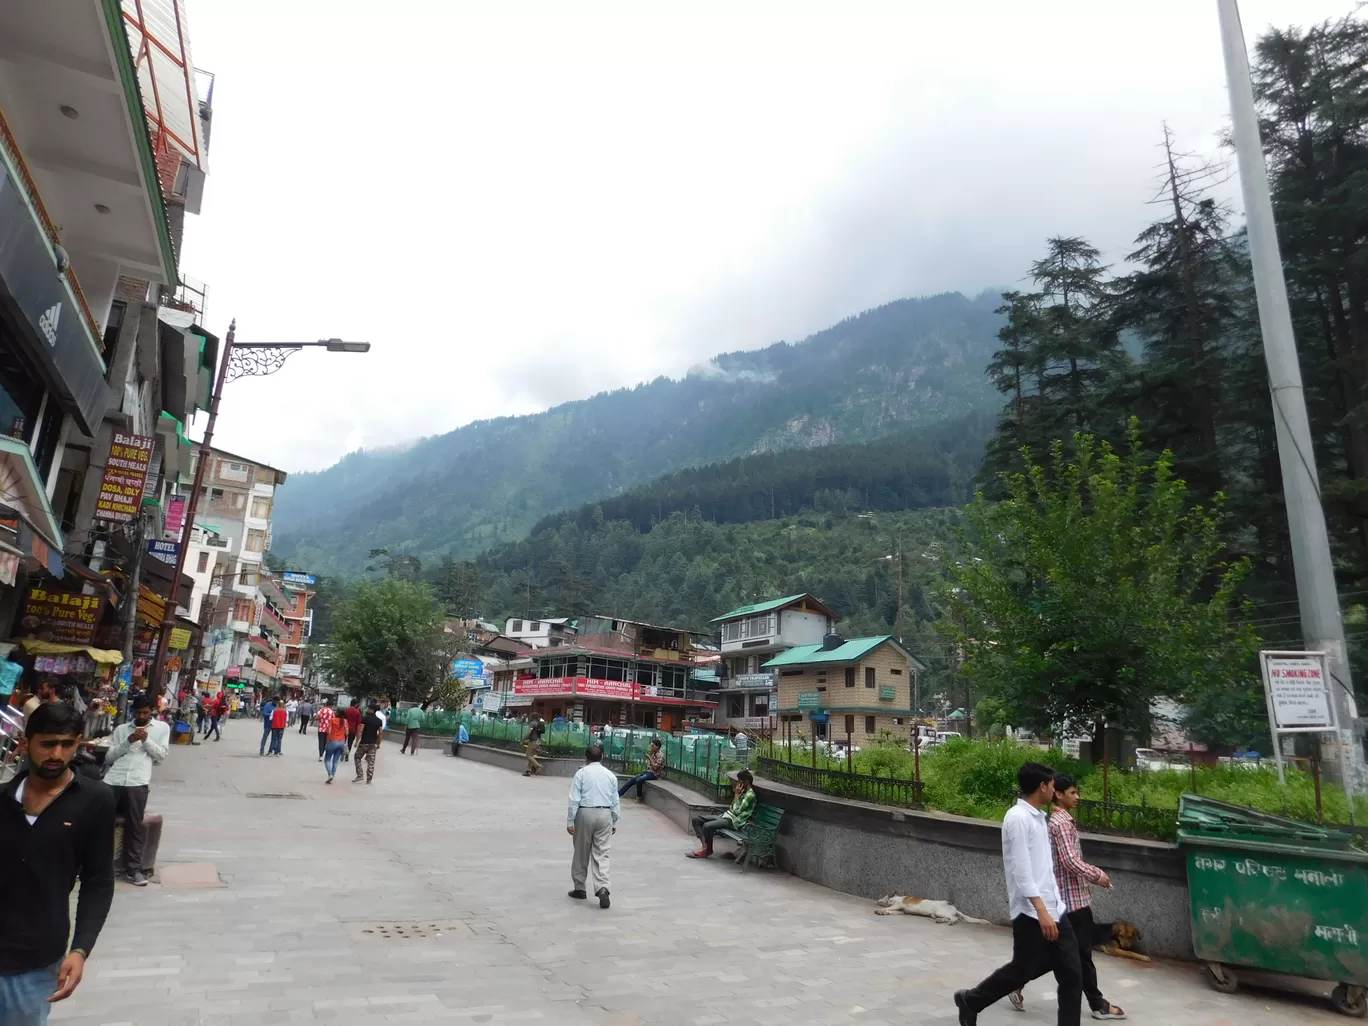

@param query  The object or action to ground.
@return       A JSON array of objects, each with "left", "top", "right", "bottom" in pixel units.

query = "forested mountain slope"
[{"left": 273, "top": 290, "right": 1003, "bottom": 573}]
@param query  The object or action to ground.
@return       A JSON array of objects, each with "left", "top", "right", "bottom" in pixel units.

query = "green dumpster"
[{"left": 1178, "top": 794, "right": 1368, "bottom": 1017}]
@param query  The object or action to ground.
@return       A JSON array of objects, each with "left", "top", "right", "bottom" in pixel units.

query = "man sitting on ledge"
[
  {"left": 687, "top": 769, "right": 755, "bottom": 858},
  {"left": 618, "top": 738, "right": 666, "bottom": 802}
]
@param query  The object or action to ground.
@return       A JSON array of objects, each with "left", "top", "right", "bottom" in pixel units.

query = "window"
[
  {"left": 511, "top": 620, "right": 523, "bottom": 632},
  {"left": 529, "top": 621, "right": 541, "bottom": 631},
  {"left": 780, "top": 670, "right": 803, "bottom": 677},
  {"left": 844, "top": 714, "right": 855, "bottom": 735},
  {"left": 865, "top": 667, "right": 876, "bottom": 689},
  {"left": 101, "top": 300, "right": 126, "bottom": 358},
  {"left": 865, "top": 716, "right": 877, "bottom": 734},
  {"left": 218, "top": 460, "right": 250, "bottom": 483},
  {"left": 232, "top": 598, "right": 253, "bottom": 622},
  {"left": 210, "top": 488, "right": 224, "bottom": 500},
  {"left": 890, "top": 668, "right": 903, "bottom": 675},
  {"left": 894, "top": 717, "right": 905, "bottom": 726},
  {"left": 844, "top": 667, "right": 855, "bottom": 688},
  {"left": 728, "top": 694, "right": 744, "bottom": 717},
  {"left": 245, "top": 529, "right": 267, "bottom": 552},
  {"left": 196, "top": 551, "right": 210, "bottom": 573},
  {"left": 720, "top": 613, "right": 775, "bottom": 643}
]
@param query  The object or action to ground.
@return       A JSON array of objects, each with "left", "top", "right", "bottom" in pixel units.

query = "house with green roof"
[
  {"left": 766, "top": 633, "right": 924, "bottom": 746},
  {"left": 709, "top": 593, "right": 839, "bottom": 731}
]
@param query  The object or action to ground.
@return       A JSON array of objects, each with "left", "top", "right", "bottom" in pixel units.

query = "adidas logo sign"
[{"left": 38, "top": 303, "right": 60, "bottom": 346}]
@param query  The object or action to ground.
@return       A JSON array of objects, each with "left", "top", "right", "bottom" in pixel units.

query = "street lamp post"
[{"left": 147, "top": 320, "right": 369, "bottom": 696}]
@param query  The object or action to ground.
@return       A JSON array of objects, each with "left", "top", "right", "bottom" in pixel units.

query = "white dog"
[{"left": 874, "top": 895, "right": 990, "bottom": 925}]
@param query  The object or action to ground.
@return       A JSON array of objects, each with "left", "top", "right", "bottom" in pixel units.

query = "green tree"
[
  {"left": 942, "top": 422, "right": 1258, "bottom": 742},
  {"left": 322, "top": 578, "right": 456, "bottom": 704},
  {"left": 434, "top": 554, "right": 484, "bottom": 616},
  {"left": 367, "top": 548, "right": 423, "bottom": 583}
]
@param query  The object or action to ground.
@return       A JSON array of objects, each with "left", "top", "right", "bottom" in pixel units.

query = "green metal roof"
[
  {"left": 710, "top": 594, "right": 809, "bottom": 623},
  {"left": 763, "top": 635, "right": 893, "bottom": 668}
]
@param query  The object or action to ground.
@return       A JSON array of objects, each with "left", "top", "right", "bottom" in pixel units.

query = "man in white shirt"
[
  {"left": 566, "top": 744, "right": 620, "bottom": 909},
  {"left": 102, "top": 697, "right": 171, "bottom": 887},
  {"left": 955, "top": 762, "right": 1082, "bottom": 1025}
]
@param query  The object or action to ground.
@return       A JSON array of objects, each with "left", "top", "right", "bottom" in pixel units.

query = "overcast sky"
[{"left": 179, "top": 0, "right": 1348, "bottom": 472}]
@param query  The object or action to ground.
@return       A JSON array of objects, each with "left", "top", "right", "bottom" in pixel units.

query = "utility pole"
[
  {"left": 1217, "top": 0, "right": 1364, "bottom": 787},
  {"left": 115, "top": 509, "right": 147, "bottom": 724}
]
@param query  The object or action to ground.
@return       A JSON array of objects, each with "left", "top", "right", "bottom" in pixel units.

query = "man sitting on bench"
[{"left": 687, "top": 769, "right": 756, "bottom": 858}]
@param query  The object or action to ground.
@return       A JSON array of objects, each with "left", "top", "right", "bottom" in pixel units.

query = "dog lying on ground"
[
  {"left": 874, "top": 895, "right": 990, "bottom": 925},
  {"left": 1094, "top": 919, "right": 1150, "bottom": 961}
]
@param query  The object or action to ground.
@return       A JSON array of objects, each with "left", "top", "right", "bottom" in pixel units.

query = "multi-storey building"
[
  {"left": 182, "top": 445, "right": 288, "bottom": 696},
  {"left": 769, "top": 633, "right": 924, "bottom": 747},
  {"left": 504, "top": 617, "right": 577, "bottom": 649},
  {"left": 710, "top": 594, "right": 839, "bottom": 732},
  {"left": 511, "top": 615, "right": 718, "bottom": 731}
]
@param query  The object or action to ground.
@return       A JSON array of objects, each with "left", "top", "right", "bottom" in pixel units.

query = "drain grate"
[
  {"left": 345, "top": 920, "right": 471, "bottom": 941},
  {"left": 245, "top": 792, "right": 309, "bottom": 800}
]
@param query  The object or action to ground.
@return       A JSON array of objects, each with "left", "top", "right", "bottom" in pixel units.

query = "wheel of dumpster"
[
  {"left": 1204, "top": 962, "right": 1238, "bottom": 994},
  {"left": 1332, "top": 984, "right": 1368, "bottom": 1018}
]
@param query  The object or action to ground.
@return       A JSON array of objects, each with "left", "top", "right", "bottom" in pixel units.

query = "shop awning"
[
  {"left": 13, "top": 639, "right": 123, "bottom": 663},
  {"left": 0, "top": 438, "right": 63, "bottom": 555}
]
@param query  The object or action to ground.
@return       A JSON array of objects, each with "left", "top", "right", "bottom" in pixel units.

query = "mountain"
[{"left": 272, "top": 290, "right": 1005, "bottom": 573}]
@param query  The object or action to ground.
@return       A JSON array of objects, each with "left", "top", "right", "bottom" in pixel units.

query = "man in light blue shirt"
[{"left": 566, "top": 744, "right": 620, "bottom": 909}]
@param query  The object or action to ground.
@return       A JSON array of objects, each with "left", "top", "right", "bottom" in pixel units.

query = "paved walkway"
[{"left": 52, "top": 720, "right": 1339, "bottom": 1026}]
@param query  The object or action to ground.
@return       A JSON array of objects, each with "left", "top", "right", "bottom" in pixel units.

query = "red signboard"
[
  {"left": 512, "top": 676, "right": 715, "bottom": 708},
  {"left": 18, "top": 586, "right": 105, "bottom": 644},
  {"left": 165, "top": 497, "right": 186, "bottom": 535},
  {"left": 94, "top": 432, "right": 154, "bottom": 523},
  {"left": 514, "top": 676, "right": 579, "bottom": 696}
]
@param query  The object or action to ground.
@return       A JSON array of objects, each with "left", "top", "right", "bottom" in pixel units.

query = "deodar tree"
[{"left": 942, "top": 421, "right": 1259, "bottom": 744}]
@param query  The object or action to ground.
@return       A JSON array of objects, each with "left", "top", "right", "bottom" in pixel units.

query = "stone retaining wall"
[{"left": 753, "top": 776, "right": 1193, "bottom": 960}]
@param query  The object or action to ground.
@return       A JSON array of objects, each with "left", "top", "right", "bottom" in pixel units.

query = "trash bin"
[{"left": 1178, "top": 793, "right": 1368, "bottom": 1017}]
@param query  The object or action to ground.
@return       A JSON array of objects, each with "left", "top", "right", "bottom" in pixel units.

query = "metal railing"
[
  {"left": 758, "top": 756, "right": 923, "bottom": 808},
  {"left": 1072, "top": 797, "right": 1178, "bottom": 841}
]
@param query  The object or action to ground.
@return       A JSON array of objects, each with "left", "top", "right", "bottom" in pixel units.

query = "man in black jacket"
[{"left": 0, "top": 702, "right": 115, "bottom": 1022}]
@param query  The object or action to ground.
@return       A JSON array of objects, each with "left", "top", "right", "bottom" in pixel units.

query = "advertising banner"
[
  {"left": 732, "top": 673, "right": 774, "bottom": 689},
  {"left": 168, "top": 628, "right": 191, "bottom": 650},
  {"left": 94, "top": 432, "right": 154, "bottom": 523},
  {"left": 164, "top": 497, "right": 185, "bottom": 535},
  {"left": 282, "top": 571, "right": 316, "bottom": 586},
  {"left": 452, "top": 657, "right": 491, "bottom": 689},
  {"left": 148, "top": 540, "right": 179, "bottom": 565},
  {"left": 18, "top": 586, "right": 104, "bottom": 644}
]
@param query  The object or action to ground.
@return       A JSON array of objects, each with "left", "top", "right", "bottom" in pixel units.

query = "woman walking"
[{"left": 323, "top": 708, "right": 348, "bottom": 782}]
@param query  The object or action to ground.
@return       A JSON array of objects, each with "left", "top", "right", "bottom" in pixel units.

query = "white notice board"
[{"left": 1258, "top": 650, "right": 1337, "bottom": 732}]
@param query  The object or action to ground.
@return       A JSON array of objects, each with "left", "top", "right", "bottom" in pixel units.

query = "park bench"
[{"left": 716, "top": 803, "right": 784, "bottom": 871}]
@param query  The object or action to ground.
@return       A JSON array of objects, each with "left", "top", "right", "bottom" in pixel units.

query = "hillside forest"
[{"left": 306, "top": 15, "right": 1368, "bottom": 747}]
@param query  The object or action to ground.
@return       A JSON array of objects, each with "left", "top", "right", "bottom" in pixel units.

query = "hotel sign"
[{"left": 732, "top": 673, "right": 774, "bottom": 689}]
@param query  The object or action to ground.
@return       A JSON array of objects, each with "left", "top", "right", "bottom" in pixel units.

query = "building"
[
  {"left": 768, "top": 633, "right": 925, "bottom": 746},
  {"left": 710, "top": 593, "right": 840, "bottom": 732},
  {"left": 509, "top": 615, "right": 717, "bottom": 731},
  {"left": 0, "top": 2, "right": 233, "bottom": 703},
  {"left": 504, "top": 617, "right": 576, "bottom": 649},
  {"left": 182, "top": 446, "right": 289, "bottom": 696}
]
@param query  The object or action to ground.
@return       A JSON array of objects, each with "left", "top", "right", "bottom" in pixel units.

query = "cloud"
[{"left": 179, "top": 0, "right": 1347, "bottom": 471}]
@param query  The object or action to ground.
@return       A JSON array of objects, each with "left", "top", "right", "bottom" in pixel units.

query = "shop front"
[{"left": 511, "top": 675, "right": 717, "bottom": 731}]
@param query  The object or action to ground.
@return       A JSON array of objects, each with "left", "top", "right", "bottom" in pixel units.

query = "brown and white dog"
[{"left": 874, "top": 895, "right": 990, "bottom": 926}]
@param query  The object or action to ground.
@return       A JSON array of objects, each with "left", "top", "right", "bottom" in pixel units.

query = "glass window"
[
  {"left": 511, "top": 620, "right": 523, "bottom": 632},
  {"left": 0, "top": 337, "right": 43, "bottom": 444},
  {"left": 865, "top": 667, "right": 876, "bottom": 689},
  {"left": 844, "top": 667, "right": 855, "bottom": 688},
  {"left": 728, "top": 695, "right": 744, "bottom": 717},
  {"left": 251, "top": 496, "right": 271, "bottom": 519},
  {"left": 196, "top": 551, "right": 210, "bottom": 573},
  {"left": 32, "top": 400, "right": 63, "bottom": 480},
  {"left": 865, "top": 716, "right": 877, "bottom": 734},
  {"left": 245, "top": 529, "right": 267, "bottom": 552}
]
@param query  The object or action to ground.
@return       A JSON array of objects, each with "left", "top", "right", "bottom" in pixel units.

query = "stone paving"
[{"left": 51, "top": 719, "right": 1341, "bottom": 1026}]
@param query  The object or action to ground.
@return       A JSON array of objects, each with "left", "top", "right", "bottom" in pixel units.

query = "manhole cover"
[
  {"left": 345, "top": 920, "right": 471, "bottom": 941},
  {"left": 245, "top": 792, "right": 309, "bottom": 800}
]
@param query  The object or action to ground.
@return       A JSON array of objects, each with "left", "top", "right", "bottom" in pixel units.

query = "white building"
[
  {"left": 504, "top": 617, "right": 577, "bottom": 649},
  {"left": 710, "top": 594, "right": 840, "bottom": 731}
]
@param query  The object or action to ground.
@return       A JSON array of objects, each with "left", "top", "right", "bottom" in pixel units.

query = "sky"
[{"left": 178, "top": 0, "right": 1350, "bottom": 473}]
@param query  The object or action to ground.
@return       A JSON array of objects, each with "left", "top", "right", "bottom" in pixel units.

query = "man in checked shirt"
[{"left": 1010, "top": 773, "right": 1127, "bottom": 1020}]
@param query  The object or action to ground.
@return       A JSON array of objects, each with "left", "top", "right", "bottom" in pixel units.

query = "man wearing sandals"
[
  {"left": 1009, "top": 772, "right": 1126, "bottom": 1021},
  {"left": 687, "top": 769, "right": 755, "bottom": 858}
]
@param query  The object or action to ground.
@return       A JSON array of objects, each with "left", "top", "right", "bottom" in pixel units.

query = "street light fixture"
[{"left": 148, "top": 319, "right": 370, "bottom": 694}]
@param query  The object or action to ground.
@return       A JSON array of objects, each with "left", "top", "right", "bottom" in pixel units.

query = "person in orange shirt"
[{"left": 322, "top": 707, "right": 348, "bottom": 782}]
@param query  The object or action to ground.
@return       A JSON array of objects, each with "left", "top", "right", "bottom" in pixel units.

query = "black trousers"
[
  {"left": 298, "top": 714, "right": 310, "bottom": 734},
  {"left": 317, "top": 730, "right": 329, "bottom": 757},
  {"left": 1064, "top": 906, "right": 1108, "bottom": 1012},
  {"left": 964, "top": 913, "right": 1082, "bottom": 1026},
  {"left": 113, "top": 784, "right": 150, "bottom": 873},
  {"left": 401, "top": 728, "right": 420, "bottom": 753}
]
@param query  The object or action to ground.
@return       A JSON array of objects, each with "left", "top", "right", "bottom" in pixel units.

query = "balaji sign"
[
  {"left": 19, "top": 586, "right": 104, "bottom": 644},
  {"left": 94, "top": 433, "right": 154, "bottom": 523}
]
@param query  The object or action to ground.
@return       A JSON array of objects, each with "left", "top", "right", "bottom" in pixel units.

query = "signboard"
[
  {"left": 510, "top": 675, "right": 701, "bottom": 703},
  {"left": 225, "top": 665, "right": 241, "bottom": 679},
  {"left": 164, "top": 497, "right": 185, "bottom": 535},
  {"left": 1259, "top": 650, "right": 1336, "bottom": 732},
  {"left": 281, "top": 663, "right": 302, "bottom": 677},
  {"left": 503, "top": 694, "right": 533, "bottom": 707},
  {"left": 114, "top": 664, "right": 132, "bottom": 693},
  {"left": 148, "top": 540, "right": 180, "bottom": 565},
  {"left": 879, "top": 685, "right": 897, "bottom": 700},
  {"left": 515, "top": 676, "right": 579, "bottom": 696},
  {"left": 168, "top": 628, "right": 191, "bottom": 650},
  {"left": 282, "top": 571, "right": 316, "bottom": 586},
  {"left": 476, "top": 690, "right": 504, "bottom": 712},
  {"left": 797, "top": 691, "right": 822, "bottom": 710},
  {"left": 18, "top": 586, "right": 104, "bottom": 644},
  {"left": 452, "top": 657, "right": 491, "bottom": 689},
  {"left": 732, "top": 673, "right": 774, "bottom": 689},
  {"left": 94, "top": 432, "right": 154, "bottom": 522}
]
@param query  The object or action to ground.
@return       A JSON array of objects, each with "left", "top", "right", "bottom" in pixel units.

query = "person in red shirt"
[
  {"left": 268, "top": 694, "right": 287, "bottom": 755},
  {"left": 342, "top": 699, "right": 362, "bottom": 762},
  {"left": 314, "top": 698, "right": 336, "bottom": 761}
]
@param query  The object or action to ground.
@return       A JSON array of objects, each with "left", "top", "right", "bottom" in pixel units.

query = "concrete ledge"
[
  {"left": 453, "top": 741, "right": 584, "bottom": 777},
  {"left": 627, "top": 777, "right": 722, "bottom": 836},
  {"left": 753, "top": 774, "right": 1193, "bottom": 960}
]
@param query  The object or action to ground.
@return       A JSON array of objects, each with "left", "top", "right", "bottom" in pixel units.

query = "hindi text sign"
[
  {"left": 94, "top": 433, "right": 154, "bottom": 523},
  {"left": 1259, "top": 650, "right": 1337, "bottom": 732}
]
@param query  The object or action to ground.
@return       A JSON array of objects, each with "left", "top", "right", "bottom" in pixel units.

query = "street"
[{"left": 54, "top": 724, "right": 1340, "bottom": 1026}]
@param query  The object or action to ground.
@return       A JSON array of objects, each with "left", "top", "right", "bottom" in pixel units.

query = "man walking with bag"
[{"left": 566, "top": 744, "right": 619, "bottom": 909}]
